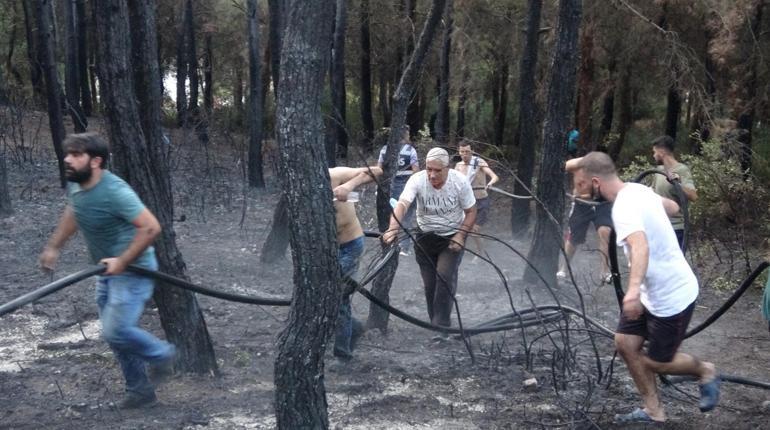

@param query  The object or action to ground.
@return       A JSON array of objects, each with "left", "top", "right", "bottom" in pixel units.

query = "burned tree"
[
  {"left": 96, "top": 0, "right": 217, "bottom": 374},
  {"left": 510, "top": 0, "right": 543, "bottom": 236},
  {"left": 434, "top": 0, "right": 453, "bottom": 144},
  {"left": 330, "top": 0, "right": 349, "bottom": 161},
  {"left": 247, "top": 0, "right": 265, "bottom": 188},
  {"left": 523, "top": 0, "right": 582, "bottom": 287},
  {"left": 359, "top": 0, "right": 375, "bottom": 147},
  {"left": 64, "top": 0, "right": 87, "bottom": 132},
  {"left": 36, "top": 0, "right": 67, "bottom": 188},
  {"left": 368, "top": 0, "right": 448, "bottom": 331},
  {"left": 272, "top": 0, "right": 337, "bottom": 427}
]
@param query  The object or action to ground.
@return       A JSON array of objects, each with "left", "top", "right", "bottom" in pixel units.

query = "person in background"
[
  {"left": 649, "top": 135, "right": 697, "bottom": 249},
  {"left": 453, "top": 140, "right": 499, "bottom": 260},
  {"left": 378, "top": 125, "right": 419, "bottom": 256}
]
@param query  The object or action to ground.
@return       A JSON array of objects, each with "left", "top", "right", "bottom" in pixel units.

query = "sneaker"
[
  {"left": 556, "top": 271, "right": 567, "bottom": 279},
  {"left": 399, "top": 249, "right": 411, "bottom": 257},
  {"left": 115, "top": 392, "right": 158, "bottom": 409},
  {"left": 431, "top": 333, "right": 450, "bottom": 342},
  {"left": 699, "top": 377, "right": 721, "bottom": 412},
  {"left": 148, "top": 345, "right": 176, "bottom": 384}
]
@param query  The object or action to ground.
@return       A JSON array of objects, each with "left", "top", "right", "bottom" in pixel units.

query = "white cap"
[{"left": 426, "top": 147, "right": 449, "bottom": 167}]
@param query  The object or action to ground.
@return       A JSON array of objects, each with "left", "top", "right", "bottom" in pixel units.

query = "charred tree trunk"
[
  {"left": 76, "top": 0, "right": 92, "bottom": 117},
  {"left": 734, "top": 1, "right": 763, "bottom": 173},
  {"left": 456, "top": 58, "right": 468, "bottom": 139},
  {"left": 404, "top": 0, "right": 421, "bottom": 137},
  {"left": 378, "top": 68, "right": 391, "bottom": 126},
  {"left": 597, "top": 59, "right": 616, "bottom": 150},
  {"left": 247, "top": 0, "right": 265, "bottom": 188},
  {"left": 233, "top": 64, "right": 244, "bottom": 124},
  {"left": 493, "top": 60, "right": 509, "bottom": 147},
  {"left": 359, "top": 0, "right": 375, "bottom": 148},
  {"left": 203, "top": 33, "right": 213, "bottom": 117},
  {"left": 267, "top": 0, "right": 284, "bottom": 101},
  {"left": 23, "top": 0, "right": 45, "bottom": 104},
  {"left": 510, "top": 0, "right": 543, "bottom": 237},
  {"left": 523, "top": 0, "right": 581, "bottom": 288},
  {"left": 6, "top": 2, "right": 24, "bottom": 87},
  {"left": 64, "top": 0, "right": 87, "bottom": 132},
  {"left": 121, "top": 0, "right": 218, "bottom": 374},
  {"left": 36, "top": 0, "right": 67, "bottom": 188},
  {"left": 665, "top": 85, "right": 681, "bottom": 140},
  {"left": 330, "top": 0, "right": 348, "bottom": 160},
  {"left": 609, "top": 63, "right": 632, "bottom": 161},
  {"left": 273, "top": 0, "right": 337, "bottom": 427},
  {"left": 368, "top": 0, "right": 447, "bottom": 332},
  {"left": 175, "top": 1, "right": 189, "bottom": 127},
  {"left": 0, "top": 148, "right": 12, "bottom": 217},
  {"left": 260, "top": 195, "right": 290, "bottom": 263},
  {"left": 576, "top": 21, "right": 595, "bottom": 151},
  {"left": 434, "top": 0, "right": 453, "bottom": 144}
]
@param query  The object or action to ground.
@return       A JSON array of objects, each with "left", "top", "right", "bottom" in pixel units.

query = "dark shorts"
[
  {"left": 566, "top": 201, "right": 613, "bottom": 245},
  {"left": 475, "top": 197, "right": 491, "bottom": 226},
  {"left": 674, "top": 229, "right": 684, "bottom": 250},
  {"left": 616, "top": 301, "right": 695, "bottom": 363}
]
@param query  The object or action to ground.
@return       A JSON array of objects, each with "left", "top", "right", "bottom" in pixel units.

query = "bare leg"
[
  {"left": 471, "top": 224, "right": 483, "bottom": 256},
  {"left": 645, "top": 353, "right": 717, "bottom": 384},
  {"left": 597, "top": 226, "right": 611, "bottom": 275},
  {"left": 558, "top": 240, "right": 577, "bottom": 273},
  {"left": 615, "top": 333, "right": 666, "bottom": 422}
]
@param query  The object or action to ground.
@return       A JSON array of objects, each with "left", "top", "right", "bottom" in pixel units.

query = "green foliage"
[{"left": 681, "top": 139, "right": 770, "bottom": 244}]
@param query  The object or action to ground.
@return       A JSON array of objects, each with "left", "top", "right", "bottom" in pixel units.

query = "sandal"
[
  {"left": 614, "top": 407, "right": 664, "bottom": 424},
  {"left": 699, "top": 377, "right": 721, "bottom": 412}
]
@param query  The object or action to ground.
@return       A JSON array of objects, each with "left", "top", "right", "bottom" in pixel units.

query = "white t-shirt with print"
[
  {"left": 400, "top": 169, "right": 476, "bottom": 236},
  {"left": 612, "top": 183, "right": 698, "bottom": 317}
]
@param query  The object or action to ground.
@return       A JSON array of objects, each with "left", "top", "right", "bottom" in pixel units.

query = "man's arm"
[
  {"left": 449, "top": 206, "right": 477, "bottom": 251},
  {"left": 565, "top": 157, "right": 583, "bottom": 173},
  {"left": 661, "top": 196, "right": 681, "bottom": 217},
  {"left": 39, "top": 206, "right": 79, "bottom": 272},
  {"left": 481, "top": 165, "right": 499, "bottom": 189},
  {"left": 332, "top": 166, "right": 383, "bottom": 201},
  {"left": 100, "top": 208, "right": 161, "bottom": 275},
  {"left": 622, "top": 231, "right": 649, "bottom": 319},
  {"left": 382, "top": 199, "right": 410, "bottom": 244}
]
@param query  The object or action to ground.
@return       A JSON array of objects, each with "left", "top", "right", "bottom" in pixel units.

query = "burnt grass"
[{"left": 1, "top": 120, "right": 769, "bottom": 429}]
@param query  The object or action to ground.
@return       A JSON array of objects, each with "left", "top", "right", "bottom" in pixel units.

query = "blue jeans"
[
  {"left": 334, "top": 236, "right": 364, "bottom": 358},
  {"left": 95, "top": 261, "right": 174, "bottom": 397}
]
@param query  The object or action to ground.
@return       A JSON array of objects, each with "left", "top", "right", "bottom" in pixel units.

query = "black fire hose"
[{"left": 0, "top": 266, "right": 107, "bottom": 317}]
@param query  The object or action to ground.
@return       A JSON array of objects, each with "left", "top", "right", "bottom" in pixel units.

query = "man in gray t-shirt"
[
  {"left": 650, "top": 136, "right": 697, "bottom": 249},
  {"left": 39, "top": 133, "right": 175, "bottom": 409}
]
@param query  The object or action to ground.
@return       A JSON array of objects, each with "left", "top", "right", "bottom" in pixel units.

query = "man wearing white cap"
[{"left": 383, "top": 147, "right": 477, "bottom": 338}]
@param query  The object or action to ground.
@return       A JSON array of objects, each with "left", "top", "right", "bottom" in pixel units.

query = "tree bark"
[
  {"left": 247, "top": 0, "right": 265, "bottom": 188},
  {"left": 76, "top": 0, "right": 92, "bottom": 117},
  {"left": 267, "top": 0, "right": 284, "bottom": 101},
  {"left": 456, "top": 59, "right": 468, "bottom": 139},
  {"left": 0, "top": 147, "right": 12, "bottom": 217},
  {"left": 734, "top": 0, "right": 763, "bottom": 173},
  {"left": 368, "top": 0, "right": 447, "bottom": 332},
  {"left": 359, "top": 0, "right": 375, "bottom": 148},
  {"left": 23, "top": 0, "right": 45, "bottom": 104},
  {"left": 36, "top": 0, "right": 67, "bottom": 188},
  {"left": 664, "top": 85, "right": 680, "bottom": 140},
  {"left": 597, "top": 58, "right": 616, "bottom": 150},
  {"left": 609, "top": 63, "right": 632, "bottom": 161},
  {"left": 523, "top": 0, "right": 581, "bottom": 288},
  {"left": 93, "top": 0, "right": 218, "bottom": 374},
  {"left": 493, "top": 60, "right": 509, "bottom": 147},
  {"left": 203, "top": 33, "right": 213, "bottom": 116},
  {"left": 510, "top": 0, "right": 543, "bottom": 237},
  {"left": 175, "top": 1, "right": 189, "bottom": 127},
  {"left": 434, "top": 0, "right": 453, "bottom": 144},
  {"left": 378, "top": 68, "right": 391, "bottom": 126},
  {"left": 576, "top": 21, "right": 595, "bottom": 151},
  {"left": 233, "top": 64, "right": 244, "bottom": 124},
  {"left": 330, "top": 0, "right": 348, "bottom": 160},
  {"left": 64, "top": 0, "right": 87, "bottom": 132},
  {"left": 272, "top": 0, "right": 337, "bottom": 427}
]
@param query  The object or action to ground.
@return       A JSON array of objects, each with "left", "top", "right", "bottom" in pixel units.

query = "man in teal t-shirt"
[{"left": 39, "top": 133, "right": 175, "bottom": 409}]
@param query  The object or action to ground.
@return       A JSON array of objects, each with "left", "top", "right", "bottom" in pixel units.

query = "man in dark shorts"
[
  {"left": 568, "top": 152, "right": 719, "bottom": 424},
  {"left": 557, "top": 197, "right": 613, "bottom": 284}
]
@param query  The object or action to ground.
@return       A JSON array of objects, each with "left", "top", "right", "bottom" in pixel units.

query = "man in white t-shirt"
[
  {"left": 454, "top": 140, "right": 498, "bottom": 259},
  {"left": 568, "top": 152, "right": 719, "bottom": 424},
  {"left": 382, "top": 147, "right": 476, "bottom": 338}
]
